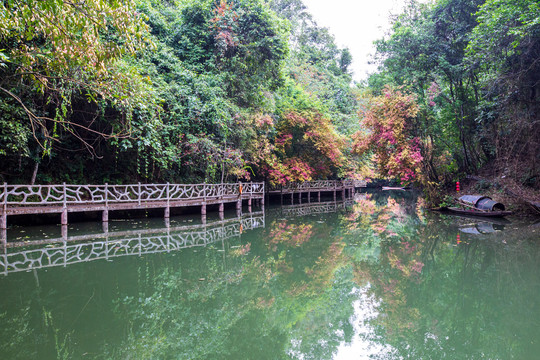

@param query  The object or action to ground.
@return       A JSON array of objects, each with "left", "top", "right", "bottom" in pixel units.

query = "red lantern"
[{"left": 456, "top": 181, "right": 460, "bottom": 192}]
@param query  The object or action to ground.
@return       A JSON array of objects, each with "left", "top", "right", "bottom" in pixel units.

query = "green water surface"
[{"left": 1, "top": 191, "right": 539, "bottom": 359}]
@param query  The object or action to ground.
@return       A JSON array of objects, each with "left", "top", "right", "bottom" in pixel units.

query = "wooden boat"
[
  {"left": 440, "top": 207, "right": 513, "bottom": 217},
  {"left": 431, "top": 195, "right": 513, "bottom": 217},
  {"left": 382, "top": 186, "right": 409, "bottom": 191}
]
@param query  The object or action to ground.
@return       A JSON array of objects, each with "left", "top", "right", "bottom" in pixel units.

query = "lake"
[{"left": 1, "top": 190, "right": 539, "bottom": 359}]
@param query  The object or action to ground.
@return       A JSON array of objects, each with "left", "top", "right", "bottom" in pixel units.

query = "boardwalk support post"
[
  {"left": 219, "top": 183, "right": 225, "bottom": 220},
  {"left": 165, "top": 182, "right": 170, "bottom": 219},
  {"left": 61, "top": 182, "right": 68, "bottom": 226},
  {"left": 103, "top": 183, "right": 109, "bottom": 223},
  {"left": 61, "top": 209, "right": 68, "bottom": 225}
]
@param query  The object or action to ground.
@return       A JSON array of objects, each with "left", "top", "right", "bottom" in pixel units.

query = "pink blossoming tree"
[{"left": 354, "top": 86, "right": 423, "bottom": 184}]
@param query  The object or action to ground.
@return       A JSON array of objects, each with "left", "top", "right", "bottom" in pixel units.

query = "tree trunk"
[{"left": 30, "top": 161, "right": 39, "bottom": 185}]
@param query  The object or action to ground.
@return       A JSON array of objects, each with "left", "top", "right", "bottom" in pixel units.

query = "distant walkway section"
[
  {"left": 0, "top": 182, "right": 264, "bottom": 231},
  {"left": 268, "top": 179, "right": 366, "bottom": 204}
]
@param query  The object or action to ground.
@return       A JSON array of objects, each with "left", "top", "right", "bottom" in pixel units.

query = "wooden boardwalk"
[
  {"left": 268, "top": 179, "right": 366, "bottom": 204},
  {"left": 0, "top": 182, "right": 264, "bottom": 231},
  {"left": 0, "top": 179, "right": 366, "bottom": 241}
]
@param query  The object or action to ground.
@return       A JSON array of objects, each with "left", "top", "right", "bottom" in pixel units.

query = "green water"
[{"left": 1, "top": 191, "right": 539, "bottom": 359}]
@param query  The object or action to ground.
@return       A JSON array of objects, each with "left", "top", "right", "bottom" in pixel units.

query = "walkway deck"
[{"left": 0, "top": 182, "right": 264, "bottom": 231}]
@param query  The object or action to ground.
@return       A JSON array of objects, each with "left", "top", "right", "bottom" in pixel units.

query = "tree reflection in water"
[{"left": 0, "top": 193, "right": 539, "bottom": 359}]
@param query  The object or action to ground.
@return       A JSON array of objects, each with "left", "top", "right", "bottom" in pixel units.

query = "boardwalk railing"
[
  {"left": 267, "top": 179, "right": 366, "bottom": 192},
  {"left": 352, "top": 180, "right": 368, "bottom": 188},
  {"left": 1, "top": 212, "right": 265, "bottom": 275},
  {"left": 1, "top": 182, "right": 264, "bottom": 205},
  {"left": 267, "top": 179, "right": 365, "bottom": 205},
  {"left": 0, "top": 182, "right": 264, "bottom": 230}
]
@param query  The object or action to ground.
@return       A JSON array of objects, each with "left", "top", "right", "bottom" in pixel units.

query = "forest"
[{"left": 1, "top": 0, "right": 538, "bottom": 202}]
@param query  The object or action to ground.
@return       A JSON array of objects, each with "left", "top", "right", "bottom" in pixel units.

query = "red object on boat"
[{"left": 456, "top": 181, "right": 460, "bottom": 192}]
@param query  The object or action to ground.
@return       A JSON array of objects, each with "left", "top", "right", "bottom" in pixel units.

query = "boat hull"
[{"left": 444, "top": 207, "right": 513, "bottom": 217}]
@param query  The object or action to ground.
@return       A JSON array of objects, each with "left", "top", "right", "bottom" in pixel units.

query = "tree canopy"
[
  {"left": 0, "top": 0, "right": 537, "bottom": 196},
  {"left": 0, "top": 0, "right": 362, "bottom": 185},
  {"left": 366, "top": 0, "right": 539, "bottom": 196}
]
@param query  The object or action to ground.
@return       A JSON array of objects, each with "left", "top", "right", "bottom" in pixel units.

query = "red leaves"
[
  {"left": 267, "top": 157, "right": 314, "bottom": 185},
  {"left": 263, "top": 110, "right": 346, "bottom": 185},
  {"left": 354, "top": 86, "right": 423, "bottom": 184},
  {"left": 210, "top": 0, "right": 239, "bottom": 55}
]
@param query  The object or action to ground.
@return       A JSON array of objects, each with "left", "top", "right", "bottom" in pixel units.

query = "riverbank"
[{"left": 450, "top": 174, "right": 540, "bottom": 218}]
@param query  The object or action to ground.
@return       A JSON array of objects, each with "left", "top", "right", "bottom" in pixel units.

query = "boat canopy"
[{"left": 459, "top": 195, "right": 506, "bottom": 211}]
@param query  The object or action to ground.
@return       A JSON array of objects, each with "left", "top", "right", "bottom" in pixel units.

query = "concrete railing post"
[
  {"left": 1, "top": 183, "right": 7, "bottom": 230},
  {"left": 103, "top": 183, "right": 109, "bottom": 223},
  {"left": 165, "top": 182, "right": 170, "bottom": 219},
  {"left": 61, "top": 183, "right": 68, "bottom": 225},
  {"left": 248, "top": 182, "right": 252, "bottom": 212}
]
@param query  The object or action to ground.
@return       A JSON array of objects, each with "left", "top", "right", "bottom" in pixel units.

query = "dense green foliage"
[
  {"left": 1, "top": 0, "right": 537, "bottom": 194},
  {"left": 0, "top": 0, "right": 361, "bottom": 184},
  {"left": 365, "top": 0, "right": 539, "bottom": 196}
]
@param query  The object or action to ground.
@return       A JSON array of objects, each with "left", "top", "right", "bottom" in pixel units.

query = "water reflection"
[
  {"left": 268, "top": 198, "right": 357, "bottom": 218},
  {"left": 1, "top": 212, "right": 265, "bottom": 276},
  {"left": 459, "top": 221, "right": 506, "bottom": 235},
  {"left": 334, "top": 287, "right": 397, "bottom": 360},
  {"left": 0, "top": 193, "right": 539, "bottom": 359},
  {"left": 345, "top": 191, "right": 540, "bottom": 360}
]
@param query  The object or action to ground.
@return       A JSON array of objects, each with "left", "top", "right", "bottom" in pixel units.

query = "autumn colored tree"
[
  {"left": 368, "top": 0, "right": 539, "bottom": 193},
  {"left": 265, "top": 109, "right": 345, "bottom": 185},
  {"left": 354, "top": 86, "right": 422, "bottom": 184}
]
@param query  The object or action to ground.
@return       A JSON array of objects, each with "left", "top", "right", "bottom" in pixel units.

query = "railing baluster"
[
  {"left": 165, "top": 183, "right": 170, "bottom": 219},
  {"left": 1, "top": 182, "right": 7, "bottom": 230},
  {"left": 61, "top": 183, "right": 68, "bottom": 226}
]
